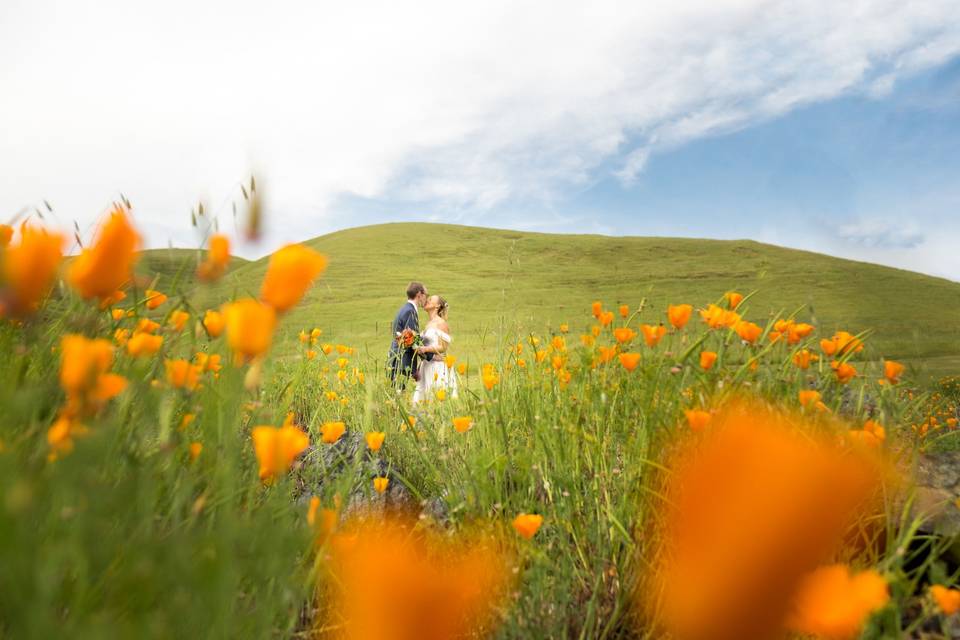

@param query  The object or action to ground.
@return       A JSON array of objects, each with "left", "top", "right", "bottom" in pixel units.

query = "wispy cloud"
[
  {"left": 1, "top": 0, "right": 959, "bottom": 256},
  {"left": 837, "top": 219, "right": 926, "bottom": 250}
]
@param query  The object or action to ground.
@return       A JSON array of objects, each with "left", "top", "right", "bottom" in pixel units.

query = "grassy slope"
[
  {"left": 181, "top": 223, "right": 960, "bottom": 377},
  {"left": 135, "top": 248, "right": 248, "bottom": 295}
]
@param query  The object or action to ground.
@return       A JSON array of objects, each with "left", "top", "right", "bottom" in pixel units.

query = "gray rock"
[{"left": 913, "top": 451, "right": 960, "bottom": 537}]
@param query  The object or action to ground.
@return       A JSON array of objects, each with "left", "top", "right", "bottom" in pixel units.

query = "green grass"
[
  {"left": 135, "top": 247, "right": 248, "bottom": 293},
  {"left": 175, "top": 223, "right": 960, "bottom": 379},
  {"left": 4, "top": 223, "right": 959, "bottom": 638}
]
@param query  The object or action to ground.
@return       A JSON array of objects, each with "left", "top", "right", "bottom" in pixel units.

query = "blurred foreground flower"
[
  {"left": 318, "top": 514, "right": 511, "bottom": 640},
  {"left": 648, "top": 400, "right": 889, "bottom": 640},
  {"left": 60, "top": 334, "right": 127, "bottom": 410},
  {"left": 67, "top": 206, "right": 140, "bottom": 302},
  {"left": 260, "top": 244, "right": 327, "bottom": 313},
  {"left": 1, "top": 224, "right": 64, "bottom": 315},
  {"left": 223, "top": 299, "right": 276, "bottom": 361}
]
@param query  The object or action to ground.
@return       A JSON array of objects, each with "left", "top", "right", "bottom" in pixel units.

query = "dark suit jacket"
[{"left": 387, "top": 302, "right": 421, "bottom": 379}]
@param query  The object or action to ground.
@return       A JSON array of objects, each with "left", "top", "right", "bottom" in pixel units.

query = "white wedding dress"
[{"left": 412, "top": 326, "right": 458, "bottom": 405}]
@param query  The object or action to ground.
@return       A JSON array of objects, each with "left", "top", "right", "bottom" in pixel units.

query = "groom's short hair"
[{"left": 406, "top": 282, "right": 426, "bottom": 299}]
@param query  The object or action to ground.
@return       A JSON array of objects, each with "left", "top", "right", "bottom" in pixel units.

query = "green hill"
[
  {"left": 135, "top": 247, "right": 248, "bottom": 293},
  {"left": 175, "top": 223, "right": 960, "bottom": 379}
]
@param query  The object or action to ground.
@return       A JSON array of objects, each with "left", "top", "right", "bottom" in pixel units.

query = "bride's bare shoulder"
[{"left": 435, "top": 318, "right": 450, "bottom": 333}]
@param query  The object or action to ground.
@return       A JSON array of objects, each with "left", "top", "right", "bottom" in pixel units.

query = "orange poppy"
[
  {"left": 165, "top": 359, "right": 201, "bottom": 390},
  {"left": 653, "top": 401, "right": 884, "bottom": 640},
  {"left": 619, "top": 352, "right": 641, "bottom": 371},
  {"left": 798, "top": 390, "right": 822, "bottom": 408},
  {"left": 223, "top": 298, "right": 276, "bottom": 360},
  {"left": 598, "top": 345, "right": 618, "bottom": 363},
  {"left": 788, "top": 322, "right": 815, "bottom": 344},
  {"left": 787, "top": 565, "right": 888, "bottom": 638},
  {"left": 202, "top": 309, "right": 225, "bottom": 338},
  {"left": 252, "top": 424, "right": 309, "bottom": 482},
  {"left": 144, "top": 289, "right": 167, "bottom": 310},
  {"left": 482, "top": 367, "right": 500, "bottom": 390},
  {"left": 613, "top": 327, "right": 637, "bottom": 344},
  {"left": 831, "top": 361, "right": 857, "bottom": 384},
  {"left": 67, "top": 206, "right": 140, "bottom": 301},
  {"left": 136, "top": 318, "right": 160, "bottom": 334},
  {"left": 59, "top": 334, "right": 114, "bottom": 395},
  {"left": 321, "top": 421, "right": 346, "bottom": 444},
  {"left": 700, "top": 304, "right": 740, "bottom": 329},
  {"left": 734, "top": 320, "right": 763, "bottom": 344},
  {"left": 930, "top": 585, "right": 960, "bottom": 616},
  {"left": 882, "top": 360, "right": 904, "bottom": 385},
  {"left": 684, "top": 409, "right": 712, "bottom": 432},
  {"left": 640, "top": 324, "right": 667, "bottom": 347},
  {"left": 193, "top": 352, "right": 221, "bottom": 373},
  {"left": 1, "top": 224, "right": 64, "bottom": 315},
  {"left": 598, "top": 311, "right": 615, "bottom": 327},
  {"left": 699, "top": 350, "right": 718, "bottom": 371},
  {"left": 512, "top": 513, "right": 543, "bottom": 539},
  {"left": 365, "top": 431, "right": 385, "bottom": 451},
  {"left": 591, "top": 301, "right": 603, "bottom": 318},
  {"left": 453, "top": 416, "right": 474, "bottom": 433},
  {"left": 793, "top": 349, "right": 817, "bottom": 370},
  {"left": 373, "top": 477, "right": 390, "bottom": 493},
  {"left": 324, "top": 513, "right": 510, "bottom": 639},
  {"left": 168, "top": 310, "right": 190, "bottom": 332},
  {"left": 260, "top": 244, "right": 328, "bottom": 313},
  {"left": 667, "top": 304, "right": 693, "bottom": 330},
  {"left": 619, "top": 304, "right": 629, "bottom": 318},
  {"left": 126, "top": 332, "right": 163, "bottom": 357},
  {"left": 197, "top": 234, "right": 232, "bottom": 281},
  {"left": 725, "top": 291, "right": 744, "bottom": 309}
]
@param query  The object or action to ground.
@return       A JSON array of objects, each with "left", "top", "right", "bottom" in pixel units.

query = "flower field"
[{"left": 3, "top": 206, "right": 960, "bottom": 639}]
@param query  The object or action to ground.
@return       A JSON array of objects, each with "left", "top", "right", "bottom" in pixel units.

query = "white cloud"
[
  {"left": 1, "top": 0, "right": 959, "bottom": 256},
  {"left": 837, "top": 218, "right": 925, "bottom": 250}
]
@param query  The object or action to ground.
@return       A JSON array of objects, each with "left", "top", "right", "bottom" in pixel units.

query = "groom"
[{"left": 387, "top": 281, "right": 432, "bottom": 386}]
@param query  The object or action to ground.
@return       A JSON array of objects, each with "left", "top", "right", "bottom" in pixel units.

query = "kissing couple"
[{"left": 386, "top": 281, "right": 458, "bottom": 405}]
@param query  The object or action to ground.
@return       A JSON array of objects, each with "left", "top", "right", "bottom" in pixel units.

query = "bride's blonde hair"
[{"left": 435, "top": 296, "right": 449, "bottom": 319}]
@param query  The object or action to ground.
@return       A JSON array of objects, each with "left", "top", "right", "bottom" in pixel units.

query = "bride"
[{"left": 412, "top": 295, "right": 458, "bottom": 405}]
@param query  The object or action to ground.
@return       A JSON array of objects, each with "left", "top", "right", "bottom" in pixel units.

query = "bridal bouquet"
[{"left": 396, "top": 328, "right": 422, "bottom": 349}]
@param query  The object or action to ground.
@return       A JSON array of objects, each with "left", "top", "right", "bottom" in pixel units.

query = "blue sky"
[
  {"left": 337, "top": 56, "right": 960, "bottom": 278},
  {"left": 2, "top": 1, "right": 959, "bottom": 278}
]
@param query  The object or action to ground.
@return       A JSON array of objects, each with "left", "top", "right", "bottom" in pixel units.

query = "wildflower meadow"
[{"left": 3, "top": 203, "right": 960, "bottom": 639}]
